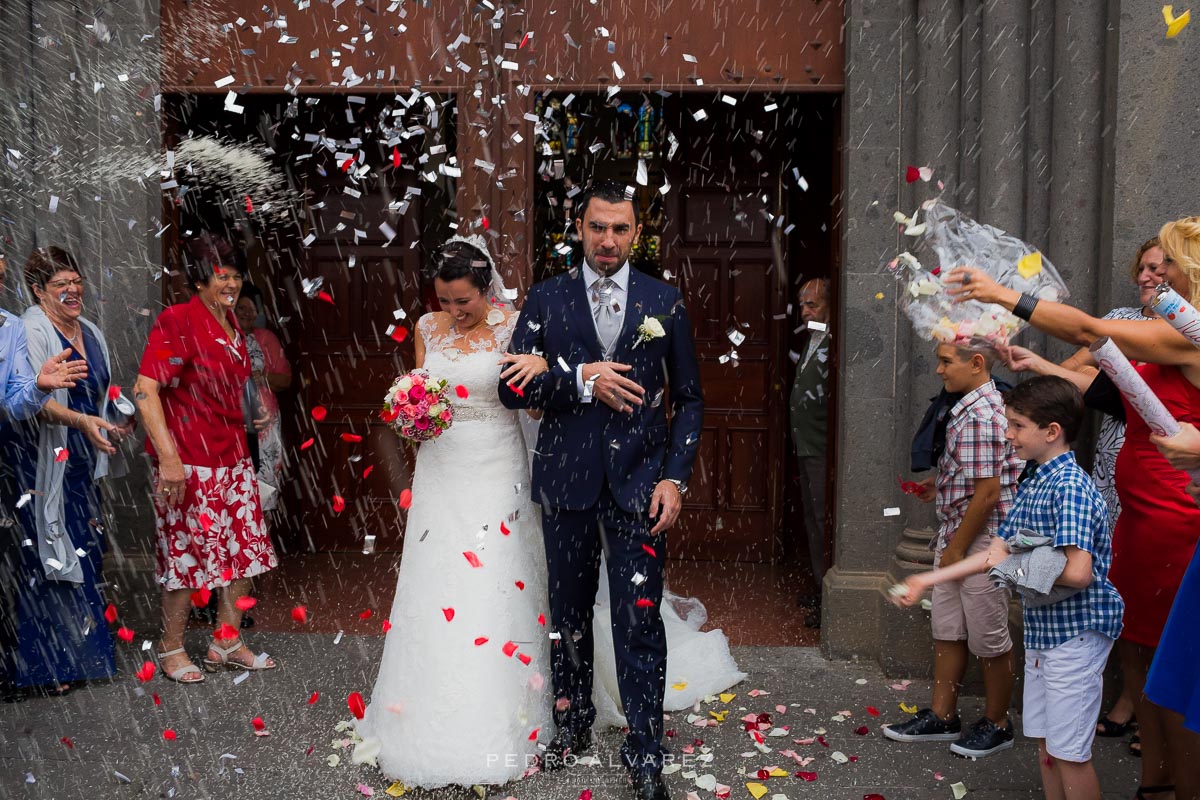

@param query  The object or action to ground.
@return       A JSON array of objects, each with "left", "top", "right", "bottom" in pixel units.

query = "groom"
[{"left": 498, "top": 180, "right": 703, "bottom": 800}]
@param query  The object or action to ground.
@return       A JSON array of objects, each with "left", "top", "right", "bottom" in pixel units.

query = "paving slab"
[{"left": 0, "top": 638, "right": 1141, "bottom": 800}]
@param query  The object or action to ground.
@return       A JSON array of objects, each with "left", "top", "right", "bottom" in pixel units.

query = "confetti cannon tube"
[
  {"left": 1089, "top": 336, "right": 1200, "bottom": 482},
  {"left": 1150, "top": 283, "right": 1200, "bottom": 349}
]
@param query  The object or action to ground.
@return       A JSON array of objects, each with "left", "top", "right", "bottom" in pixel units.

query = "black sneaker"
[
  {"left": 949, "top": 717, "right": 1014, "bottom": 759},
  {"left": 882, "top": 708, "right": 962, "bottom": 742}
]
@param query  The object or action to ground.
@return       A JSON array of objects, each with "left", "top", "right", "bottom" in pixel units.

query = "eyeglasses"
[{"left": 46, "top": 278, "right": 84, "bottom": 290}]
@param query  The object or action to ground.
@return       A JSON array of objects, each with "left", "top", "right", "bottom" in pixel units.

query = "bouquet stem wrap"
[{"left": 1089, "top": 336, "right": 1200, "bottom": 482}]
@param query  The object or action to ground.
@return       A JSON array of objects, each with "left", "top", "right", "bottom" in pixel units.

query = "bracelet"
[
  {"left": 74, "top": 412, "right": 85, "bottom": 428},
  {"left": 1013, "top": 292, "right": 1039, "bottom": 321}
]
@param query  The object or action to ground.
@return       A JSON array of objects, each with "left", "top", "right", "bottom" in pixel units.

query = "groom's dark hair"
[{"left": 577, "top": 179, "right": 640, "bottom": 221}]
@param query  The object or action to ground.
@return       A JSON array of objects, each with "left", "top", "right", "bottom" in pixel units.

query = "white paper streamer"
[{"left": 1090, "top": 336, "right": 1200, "bottom": 482}]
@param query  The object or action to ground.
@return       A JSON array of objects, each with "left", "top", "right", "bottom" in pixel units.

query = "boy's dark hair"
[
  {"left": 576, "top": 179, "right": 640, "bottom": 221},
  {"left": 1003, "top": 375, "right": 1085, "bottom": 443}
]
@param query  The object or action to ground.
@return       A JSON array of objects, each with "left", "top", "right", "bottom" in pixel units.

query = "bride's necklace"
[{"left": 50, "top": 317, "right": 85, "bottom": 359}]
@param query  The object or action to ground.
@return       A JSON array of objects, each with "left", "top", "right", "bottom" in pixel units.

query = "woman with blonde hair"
[{"left": 946, "top": 217, "right": 1200, "bottom": 800}]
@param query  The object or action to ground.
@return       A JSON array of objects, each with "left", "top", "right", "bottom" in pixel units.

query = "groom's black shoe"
[
  {"left": 632, "top": 772, "right": 671, "bottom": 800},
  {"left": 540, "top": 727, "right": 591, "bottom": 771}
]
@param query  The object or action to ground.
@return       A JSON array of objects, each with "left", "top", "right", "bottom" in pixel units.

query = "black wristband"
[{"left": 1013, "top": 292, "right": 1039, "bottom": 321}]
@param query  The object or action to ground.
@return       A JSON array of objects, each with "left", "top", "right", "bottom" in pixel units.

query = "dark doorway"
[
  {"left": 530, "top": 91, "right": 840, "bottom": 565},
  {"left": 161, "top": 92, "right": 457, "bottom": 553}
]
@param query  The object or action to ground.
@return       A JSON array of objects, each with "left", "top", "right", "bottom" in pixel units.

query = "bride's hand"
[{"left": 499, "top": 353, "right": 549, "bottom": 390}]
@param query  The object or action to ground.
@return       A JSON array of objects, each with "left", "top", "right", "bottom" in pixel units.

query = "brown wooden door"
[{"left": 665, "top": 187, "right": 787, "bottom": 562}]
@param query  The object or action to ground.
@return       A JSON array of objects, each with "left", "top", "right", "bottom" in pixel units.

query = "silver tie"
[{"left": 592, "top": 277, "right": 621, "bottom": 355}]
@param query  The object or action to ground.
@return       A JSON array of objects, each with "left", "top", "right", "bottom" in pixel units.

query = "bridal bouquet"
[{"left": 381, "top": 369, "right": 454, "bottom": 442}]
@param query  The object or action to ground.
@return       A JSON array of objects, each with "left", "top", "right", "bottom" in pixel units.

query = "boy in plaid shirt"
[
  {"left": 895, "top": 376, "right": 1123, "bottom": 799},
  {"left": 883, "top": 344, "right": 1023, "bottom": 758}
]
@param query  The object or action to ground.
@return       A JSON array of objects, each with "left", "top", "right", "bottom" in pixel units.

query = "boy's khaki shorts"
[{"left": 931, "top": 534, "right": 1013, "bottom": 657}]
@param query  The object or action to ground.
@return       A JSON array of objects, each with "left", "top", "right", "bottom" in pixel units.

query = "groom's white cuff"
[{"left": 576, "top": 365, "right": 595, "bottom": 403}]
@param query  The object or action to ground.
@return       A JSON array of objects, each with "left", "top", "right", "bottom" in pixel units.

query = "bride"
[{"left": 354, "top": 236, "right": 744, "bottom": 789}]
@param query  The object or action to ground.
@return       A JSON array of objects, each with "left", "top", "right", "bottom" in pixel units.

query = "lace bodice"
[{"left": 418, "top": 311, "right": 516, "bottom": 417}]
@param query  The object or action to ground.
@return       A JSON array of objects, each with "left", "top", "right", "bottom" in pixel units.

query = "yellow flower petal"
[
  {"left": 719, "top": 692, "right": 737, "bottom": 703},
  {"left": 709, "top": 709, "right": 728, "bottom": 722},
  {"left": 1167, "top": 7, "right": 1191, "bottom": 37},
  {"left": 746, "top": 782, "right": 769, "bottom": 799},
  {"left": 672, "top": 681, "right": 689, "bottom": 691},
  {"left": 1017, "top": 251, "right": 1043, "bottom": 279},
  {"left": 768, "top": 767, "right": 790, "bottom": 777},
  {"left": 385, "top": 782, "right": 408, "bottom": 797},
  {"left": 900, "top": 701, "right": 918, "bottom": 714}
]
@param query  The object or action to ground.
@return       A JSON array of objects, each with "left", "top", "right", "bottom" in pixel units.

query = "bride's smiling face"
[{"left": 436, "top": 277, "right": 490, "bottom": 329}]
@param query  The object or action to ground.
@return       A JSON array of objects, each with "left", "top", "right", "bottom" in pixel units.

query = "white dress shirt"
[{"left": 576, "top": 261, "right": 630, "bottom": 402}]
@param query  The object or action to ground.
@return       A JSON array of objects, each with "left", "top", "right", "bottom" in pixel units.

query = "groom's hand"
[
  {"left": 649, "top": 480, "right": 682, "bottom": 534},
  {"left": 583, "top": 362, "right": 644, "bottom": 414}
]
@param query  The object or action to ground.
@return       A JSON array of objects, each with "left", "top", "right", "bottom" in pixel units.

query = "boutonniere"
[{"left": 633, "top": 315, "right": 668, "bottom": 349}]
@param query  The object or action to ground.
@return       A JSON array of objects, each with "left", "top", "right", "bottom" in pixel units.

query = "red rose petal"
[
  {"left": 317, "top": 290, "right": 334, "bottom": 304},
  {"left": 117, "top": 626, "right": 135, "bottom": 642},
  {"left": 135, "top": 661, "right": 156, "bottom": 682},
  {"left": 392, "top": 147, "right": 401, "bottom": 168},
  {"left": 362, "top": 465, "right": 374, "bottom": 479},
  {"left": 390, "top": 326, "right": 409, "bottom": 343},
  {"left": 341, "top": 433, "right": 363, "bottom": 443},
  {"left": 854, "top": 725, "right": 870, "bottom": 735},
  {"left": 252, "top": 716, "right": 266, "bottom": 731},
  {"left": 635, "top": 598, "right": 655, "bottom": 608},
  {"left": 347, "top": 691, "right": 366, "bottom": 720},
  {"left": 502, "top": 641, "right": 519, "bottom": 657},
  {"left": 905, "top": 166, "right": 920, "bottom": 183},
  {"left": 235, "top": 596, "right": 257, "bottom": 611},
  {"left": 455, "top": 385, "right": 469, "bottom": 399},
  {"left": 381, "top": 620, "right": 392, "bottom": 633},
  {"left": 332, "top": 495, "right": 345, "bottom": 513},
  {"left": 443, "top": 608, "right": 455, "bottom": 622},
  {"left": 359, "top": 609, "right": 373, "bottom": 620},
  {"left": 307, "top": 691, "right": 320, "bottom": 705},
  {"left": 104, "top": 603, "right": 118, "bottom": 623},
  {"left": 797, "top": 771, "right": 817, "bottom": 781},
  {"left": 463, "top": 551, "right": 483, "bottom": 568},
  {"left": 291, "top": 605, "right": 308, "bottom": 624},
  {"left": 214, "top": 623, "right": 239, "bottom": 640},
  {"left": 867, "top": 706, "right": 880, "bottom": 717},
  {"left": 107, "top": 385, "right": 121, "bottom": 401},
  {"left": 162, "top": 729, "right": 177, "bottom": 741},
  {"left": 300, "top": 438, "right": 315, "bottom": 450},
  {"left": 537, "top": 613, "right": 546, "bottom": 626},
  {"left": 311, "top": 406, "right": 327, "bottom": 422},
  {"left": 152, "top": 693, "right": 162, "bottom": 706},
  {"left": 518, "top": 652, "right": 532, "bottom": 665},
  {"left": 514, "top": 581, "right": 525, "bottom": 591},
  {"left": 500, "top": 521, "right": 511, "bottom": 535},
  {"left": 529, "top": 727, "right": 540, "bottom": 741},
  {"left": 398, "top": 489, "right": 412, "bottom": 509},
  {"left": 507, "top": 381, "right": 524, "bottom": 397},
  {"left": 189, "top": 587, "right": 212, "bottom": 608},
  {"left": 642, "top": 544, "right": 657, "bottom": 558},
  {"left": 60, "top": 736, "right": 74, "bottom": 749},
  {"left": 474, "top": 637, "right": 489, "bottom": 646}
]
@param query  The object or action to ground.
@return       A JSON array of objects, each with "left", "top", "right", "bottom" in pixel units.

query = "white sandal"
[
  {"left": 203, "top": 638, "right": 277, "bottom": 673},
  {"left": 155, "top": 645, "right": 205, "bottom": 684}
]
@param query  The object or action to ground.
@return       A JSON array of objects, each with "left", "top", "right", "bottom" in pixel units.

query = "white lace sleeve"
[{"left": 495, "top": 312, "right": 519, "bottom": 353}]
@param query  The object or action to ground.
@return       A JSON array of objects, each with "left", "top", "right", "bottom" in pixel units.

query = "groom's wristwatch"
[{"left": 666, "top": 479, "right": 688, "bottom": 496}]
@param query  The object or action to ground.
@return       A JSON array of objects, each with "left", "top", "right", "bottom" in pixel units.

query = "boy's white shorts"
[{"left": 1022, "top": 630, "right": 1114, "bottom": 762}]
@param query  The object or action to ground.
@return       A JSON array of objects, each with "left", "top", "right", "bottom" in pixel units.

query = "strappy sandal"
[
  {"left": 203, "top": 638, "right": 277, "bottom": 673},
  {"left": 155, "top": 645, "right": 205, "bottom": 684},
  {"left": 1095, "top": 713, "right": 1136, "bottom": 737},
  {"left": 1134, "top": 785, "right": 1173, "bottom": 799},
  {"left": 1129, "top": 733, "right": 1142, "bottom": 758}
]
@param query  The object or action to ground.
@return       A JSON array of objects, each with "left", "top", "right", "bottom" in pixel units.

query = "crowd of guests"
[
  {"left": 0, "top": 243, "right": 290, "bottom": 697},
  {"left": 883, "top": 221, "right": 1200, "bottom": 800}
]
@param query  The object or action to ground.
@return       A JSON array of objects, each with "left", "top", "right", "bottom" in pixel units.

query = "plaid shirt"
[
  {"left": 935, "top": 381, "right": 1024, "bottom": 549},
  {"left": 998, "top": 451, "right": 1124, "bottom": 650}
]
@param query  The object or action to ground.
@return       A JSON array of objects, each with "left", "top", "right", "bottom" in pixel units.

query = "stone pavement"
[{"left": 0, "top": 638, "right": 1141, "bottom": 800}]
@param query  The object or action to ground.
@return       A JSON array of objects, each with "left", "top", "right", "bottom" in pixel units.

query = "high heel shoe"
[{"left": 202, "top": 638, "right": 278, "bottom": 673}]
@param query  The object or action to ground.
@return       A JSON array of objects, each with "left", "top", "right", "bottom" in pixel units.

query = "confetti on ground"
[{"left": 951, "top": 781, "right": 968, "bottom": 799}]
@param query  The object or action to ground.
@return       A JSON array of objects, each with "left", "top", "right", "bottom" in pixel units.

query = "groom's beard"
[{"left": 585, "top": 254, "right": 625, "bottom": 277}]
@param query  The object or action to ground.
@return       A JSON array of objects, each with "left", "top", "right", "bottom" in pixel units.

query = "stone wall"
[
  {"left": 828, "top": 0, "right": 1148, "bottom": 673},
  {"left": 0, "top": 1, "right": 162, "bottom": 566}
]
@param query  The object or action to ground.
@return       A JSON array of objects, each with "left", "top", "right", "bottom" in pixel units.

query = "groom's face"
[{"left": 576, "top": 199, "right": 642, "bottom": 277}]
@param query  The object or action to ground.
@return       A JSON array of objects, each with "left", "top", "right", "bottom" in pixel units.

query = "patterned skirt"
[{"left": 153, "top": 458, "right": 278, "bottom": 591}]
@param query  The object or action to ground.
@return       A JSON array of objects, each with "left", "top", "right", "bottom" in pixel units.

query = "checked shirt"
[{"left": 998, "top": 451, "right": 1124, "bottom": 650}]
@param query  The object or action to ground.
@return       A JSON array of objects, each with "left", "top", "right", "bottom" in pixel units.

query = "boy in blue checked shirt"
[{"left": 894, "top": 376, "right": 1124, "bottom": 800}]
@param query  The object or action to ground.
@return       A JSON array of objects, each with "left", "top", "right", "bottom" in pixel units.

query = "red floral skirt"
[{"left": 153, "top": 458, "right": 277, "bottom": 591}]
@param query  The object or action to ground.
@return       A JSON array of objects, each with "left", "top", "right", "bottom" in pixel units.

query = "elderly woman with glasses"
[
  {"left": 133, "top": 253, "right": 278, "bottom": 684},
  {"left": 0, "top": 246, "right": 132, "bottom": 696}
]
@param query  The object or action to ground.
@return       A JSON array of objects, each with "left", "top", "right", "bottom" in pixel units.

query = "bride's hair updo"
[{"left": 434, "top": 240, "right": 492, "bottom": 293}]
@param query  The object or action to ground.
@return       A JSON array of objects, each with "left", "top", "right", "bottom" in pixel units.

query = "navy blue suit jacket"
[{"left": 498, "top": 267, "right": 704, "bottom": 514}]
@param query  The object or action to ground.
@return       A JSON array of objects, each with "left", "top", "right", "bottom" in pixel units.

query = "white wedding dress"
[{"left": 356, "top": 311, "right": 745, "bottom": 789}]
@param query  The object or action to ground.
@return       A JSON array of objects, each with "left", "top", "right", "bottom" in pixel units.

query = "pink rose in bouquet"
[{"left": 381, "top": 369, "right": 454, "bottom": 443}]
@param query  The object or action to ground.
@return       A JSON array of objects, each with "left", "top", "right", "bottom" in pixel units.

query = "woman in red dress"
[
  {"left": 946, "top": 220, "right": 1200, "bottom": 800},
  {"left": 134, "top": 258, "right": 278, "bottom": 684}
]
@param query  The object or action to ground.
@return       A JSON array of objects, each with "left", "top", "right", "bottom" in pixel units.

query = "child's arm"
[
  {"left": 892, "top": 536, "right": 1011, "bottom": 606},
  {"left": 1056, "top": 546, "right": 1094, "bottom": 589},
  {"left": 940, "top": 476, "right": 1001, "bottom": 566}
]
